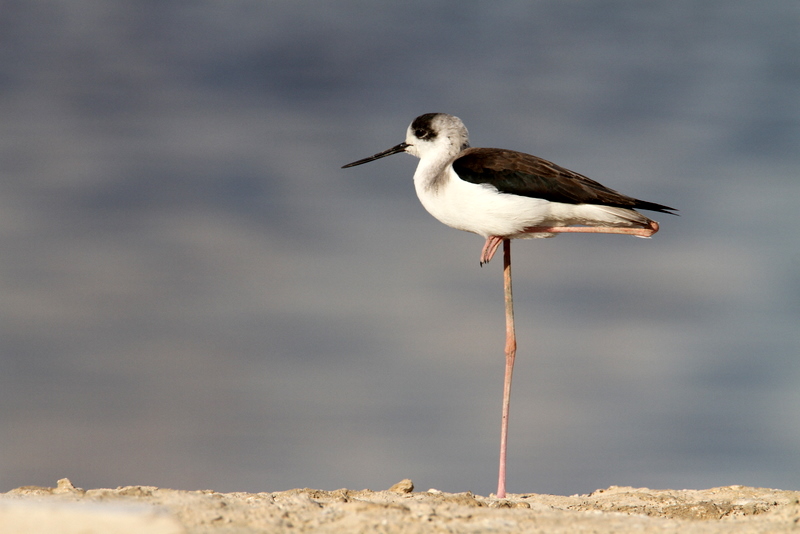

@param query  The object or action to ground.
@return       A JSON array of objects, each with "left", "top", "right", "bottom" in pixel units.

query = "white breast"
[{"left": 413, "top": 166, "right": 554, "bottom": 238}]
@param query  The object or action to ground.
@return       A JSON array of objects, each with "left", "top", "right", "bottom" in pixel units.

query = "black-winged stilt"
[{"left": 342, "top": 113, "right": 675, "bottom": 498}]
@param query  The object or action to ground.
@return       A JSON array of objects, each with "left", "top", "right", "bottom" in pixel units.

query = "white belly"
[
  {"left": 413, "top": 169, "right": 551, "bottom": 237},
  {"left": 413, "top": 167, "right": 648, "bottom": 238}
]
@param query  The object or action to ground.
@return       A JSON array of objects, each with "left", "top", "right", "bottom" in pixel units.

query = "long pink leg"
[
  {"left": 480, "top": 221, "right": 659, "bottom": 265},
  {"left": 497, "top": 238, "right": 516, "bottom": 499},
  {"left": 490, "top": 221, "right": 658, "bottom": 497}
]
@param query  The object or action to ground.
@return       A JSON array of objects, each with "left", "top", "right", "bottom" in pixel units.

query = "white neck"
[{"left": 412, "top": 153, "right": 452, "bottom": 195}]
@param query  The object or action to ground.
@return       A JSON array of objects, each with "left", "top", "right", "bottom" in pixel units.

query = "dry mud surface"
[{"left": 2, "top": 478, "right": 800, "bottom": 533}]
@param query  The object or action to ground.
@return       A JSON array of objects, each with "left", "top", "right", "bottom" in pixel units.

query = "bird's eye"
[{"left": 415, "top": 128, "right": 434, "bottom": 140}]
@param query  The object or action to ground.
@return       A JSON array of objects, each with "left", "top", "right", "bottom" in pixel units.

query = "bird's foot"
[{"left": 480, "top": 236, "right": 505, "bottom": 266}]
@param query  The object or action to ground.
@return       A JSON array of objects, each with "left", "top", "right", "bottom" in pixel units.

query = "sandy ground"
[{"left": 2, "top": 478, "right": 799, "bottom": 533}]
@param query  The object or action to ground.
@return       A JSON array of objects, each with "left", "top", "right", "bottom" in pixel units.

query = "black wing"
[{"left": 452, "top": 147, "right": 676, "bottom": 214}]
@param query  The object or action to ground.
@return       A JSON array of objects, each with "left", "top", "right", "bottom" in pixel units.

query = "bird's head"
[{"left": 342, "top": 113, "right": 470, "bottom": 169}]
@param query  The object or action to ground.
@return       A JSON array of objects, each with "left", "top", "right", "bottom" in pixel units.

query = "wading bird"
[{"left": 342, "top": 113, "right": 675, "bottom": 498}]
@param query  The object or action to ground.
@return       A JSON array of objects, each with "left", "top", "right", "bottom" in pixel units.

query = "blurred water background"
[{"left": 1, "top": 1, "right": 798, "bottom": 496}]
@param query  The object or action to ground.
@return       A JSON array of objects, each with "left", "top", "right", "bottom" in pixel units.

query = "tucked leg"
[
  {"left": 523, "top": 220, "right": 659, "bottom": 238},
  {"left": 481, "top": 222, "right": 659, "bottom": 265}
]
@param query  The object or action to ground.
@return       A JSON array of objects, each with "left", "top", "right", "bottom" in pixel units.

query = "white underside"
[{"left": 414, "top": 166, "right": 651, "bottom": 239}]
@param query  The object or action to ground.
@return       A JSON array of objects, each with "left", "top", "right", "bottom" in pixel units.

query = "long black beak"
[{"left": 341, "top": 142, "right": 409, "bottom": 168}]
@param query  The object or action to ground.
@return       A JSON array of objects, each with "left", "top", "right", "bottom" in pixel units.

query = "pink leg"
[
  {"left": 497, "top": 238, "right": 516, "bottom": 499},
  {"left": 480, "top": 222, "right": 659, "bottom": 265},
  {"left": 524, "top": 220, "right": 660, "bottom": 237},
  {"left": 480, "top": 235, "right": 505, "bottom": 266}
]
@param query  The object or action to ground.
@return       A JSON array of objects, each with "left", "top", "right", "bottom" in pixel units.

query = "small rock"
[
  {"left": 54, "top": 479, "right": 82, "bottom": 494},
  {"left": 388, "top": 479, "right": 414, "bottom": 494}
]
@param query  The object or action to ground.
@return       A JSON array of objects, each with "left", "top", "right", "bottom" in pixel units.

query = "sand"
[{"left": 2, "top": 478, "right": 799, "bottom": 533}]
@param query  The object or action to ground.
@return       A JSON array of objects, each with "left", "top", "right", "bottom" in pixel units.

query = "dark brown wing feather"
[{"left": 452, "top": 147, "right": 676, "bottom": 214}]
